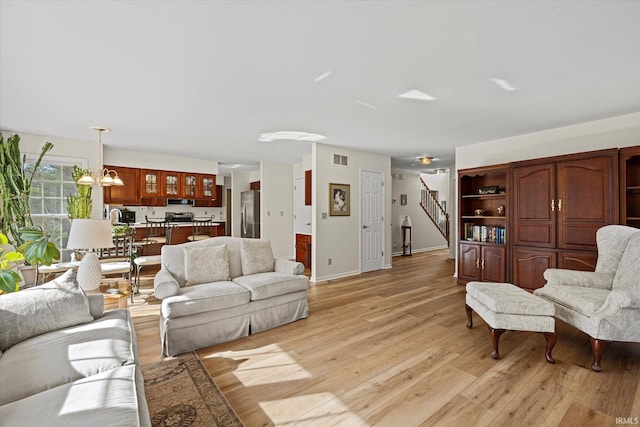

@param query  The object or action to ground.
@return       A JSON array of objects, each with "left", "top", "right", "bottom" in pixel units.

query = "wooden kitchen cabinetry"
[
  {"left": 511, "top": 150, "right": 617, "bottom": 290},
  {"left": 296, "top": 233, "right": 312, "bottom": 270},
  {"left": 457, "top": 165, "right": 509, "bottom": 285},
  {"left": 163, "top": 171, "right": 182, "bottom": 197},
  {"left": 140, "top": 170, "right": 164, "bottom": 198},
  {"left": 200, "top": 175, "right": 216, "bottom": 199},
  {"left": 304, "top": 170, "right": 311, "bottom": 205},
  {"left": 620, "top": 146, "right": 640, "bottom": 228},
  {"left": 103, "top": 166, "right": 140, "bottom": 205},
  {"left": 183, "top": 173, "right": 198, "bottom": 199}
]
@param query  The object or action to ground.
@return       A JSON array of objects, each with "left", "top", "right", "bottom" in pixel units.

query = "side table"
[{"left": 91, "top": 279, "right": 131, "bottom": 310}]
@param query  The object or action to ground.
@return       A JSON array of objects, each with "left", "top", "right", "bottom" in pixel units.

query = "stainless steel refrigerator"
[{"left": 241, "top": 190, "right": 260, "bottom": 238}]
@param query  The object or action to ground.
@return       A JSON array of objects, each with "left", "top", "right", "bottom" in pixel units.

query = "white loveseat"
[
  {"left": 154, "top": 237, "right": 309, "bottom": 356},
  {"left": 0, "top": 270, "right": 150, "bottom": 426}
]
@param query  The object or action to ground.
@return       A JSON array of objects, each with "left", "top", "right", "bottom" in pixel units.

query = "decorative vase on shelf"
[{"left": 497, "top": 205, "right": 505, "bottom": 216}]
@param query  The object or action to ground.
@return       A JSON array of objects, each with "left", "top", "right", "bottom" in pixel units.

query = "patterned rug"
[{"left": 143, "top": 351, "right": 244, "bottom": 427}]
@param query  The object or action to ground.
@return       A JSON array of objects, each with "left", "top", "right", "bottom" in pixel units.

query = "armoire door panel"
[
  {"left": 557, "top": 156, "right": 614, "bottom": 250},
  {"left": 512, "top": 247, "right": 556, "bottom": 290},
  {"left": 560, "top": 225, "right": 598, "bottom": 248},
  {"left": 516, "top": 225, "right": 552, "bottom": 246},
  {"left": 557, "top": 251, "right": 597, "bottom": 272},
  {"left": 513, "top": 164, "right": 556, "bottom": 248}
]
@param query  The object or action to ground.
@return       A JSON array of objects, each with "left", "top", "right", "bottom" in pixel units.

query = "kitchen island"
[{"left": 124, "top": 221, "right": 226, "bottom": 255}]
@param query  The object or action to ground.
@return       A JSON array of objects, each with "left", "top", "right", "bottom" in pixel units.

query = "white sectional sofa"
[
  {"left": 0, "top": 270, "right": 150, "bottom": 427},
  {"left": 154, "top": 237, "right": 309, "bottom": 356}
]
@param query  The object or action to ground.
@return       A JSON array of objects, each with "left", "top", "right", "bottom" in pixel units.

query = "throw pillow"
[
  {"left": 0, "top": 269, "right": 94, "bottom": 351},
  {"left": 184, "top": 244, "right": 231, "bottom": 285},
  {"left": 241, "top": 240, "right": 274, "bottom": 275}
]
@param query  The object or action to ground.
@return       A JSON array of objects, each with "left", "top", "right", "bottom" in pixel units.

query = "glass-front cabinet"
[
  {"left": 140, "top": 169, "right": 163, "bottom": 197},
  {"left": 183, "top": 173, "right": 198, "bottom": 198},
  {"left": 200, "top": 174, "right": 216, "bottom": 199},
  {"left": 164, "top": 171, "right": 181, "bottom": 197}
]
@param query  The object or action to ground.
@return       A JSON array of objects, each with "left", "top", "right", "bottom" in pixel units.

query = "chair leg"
[
  {"left": 465, "top": 304, "right": 473, "bottom": 328},
  {"left": 543, "top": 332, "right": 556, "bottom": 364},
  {"left": 488, "top": 327, "right": 506, "bottom": 360},
  {"left": 589, "top": 337, "right": 612, "bottom": 372}
]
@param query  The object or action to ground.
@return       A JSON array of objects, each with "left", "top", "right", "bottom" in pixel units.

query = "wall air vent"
[{"left": 333, "top": 154, "right": 348, "bottom": 166}]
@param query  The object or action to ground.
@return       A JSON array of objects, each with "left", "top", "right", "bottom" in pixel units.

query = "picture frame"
[
  {"left": 329, "top": 183, "right": 350, "bottom": 216},
  {"left": 478, "top": 185, "right": 499, "bottom": 195}
]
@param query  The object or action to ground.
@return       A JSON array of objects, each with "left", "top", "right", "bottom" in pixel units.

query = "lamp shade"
[
  {"left": 401, "top": 215, "right": 412, "bottom": 227},
  {"left": 67, "top": 219, "right": 114, "bottom": 250}
]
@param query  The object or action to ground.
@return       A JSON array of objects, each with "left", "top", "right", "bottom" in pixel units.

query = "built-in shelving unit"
[
  {"left": 621, "top": 147, "right": 640, "bottom": 228},
  {"left": 457, "top": 165, "right": 509, "bottom": 285}
]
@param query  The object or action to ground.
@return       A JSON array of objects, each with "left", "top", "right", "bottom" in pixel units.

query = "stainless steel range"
[{"left": 165, "top": 212, "right": 194, "bottom": 223}]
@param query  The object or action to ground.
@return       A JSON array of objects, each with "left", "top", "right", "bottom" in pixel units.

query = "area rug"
[{"left": 143, "top": 351, "right": 244, "bottom": 427}]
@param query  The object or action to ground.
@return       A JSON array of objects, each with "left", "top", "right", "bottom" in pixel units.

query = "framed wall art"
[{"left": 329, "top": 183, "right": 350, "bottom": 216}]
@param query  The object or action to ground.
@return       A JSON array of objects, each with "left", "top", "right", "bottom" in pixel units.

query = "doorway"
[{"left": 361, "top": 170, "right": 384, "bottom": 272}]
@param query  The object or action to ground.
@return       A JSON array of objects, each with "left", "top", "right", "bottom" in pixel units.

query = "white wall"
[
  {"left": 105, "top": 147, "right": 218, "bottom": 174},
  {"left": 260, "top": 161, "right": 294, "bottom": 259},
  {"left": 456, "top": 112, "right": 640, "bottom": 170},
  {"left": 391, "top": 169, "right": 447, "bottom": 255},
  {"left": 312, "top": 143, "right": 392, "bottom": 282}
]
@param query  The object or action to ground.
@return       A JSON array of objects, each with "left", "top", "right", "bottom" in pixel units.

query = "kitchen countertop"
[{"left": 116, "top": 221, "right": 223, "bottom": 227}]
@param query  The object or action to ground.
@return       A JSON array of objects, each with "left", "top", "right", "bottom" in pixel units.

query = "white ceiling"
[{"left": 1, "top": 1, "right": 639, "bottom": 174}]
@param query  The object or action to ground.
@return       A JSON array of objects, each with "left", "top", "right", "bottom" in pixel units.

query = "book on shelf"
[{"left": 464, "top": 223, "right": 506, "bottom": 244}]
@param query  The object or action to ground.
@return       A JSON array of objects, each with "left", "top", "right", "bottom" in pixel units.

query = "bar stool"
[{"left": 132, "top": 224, "right": 175, "bottom": 300}]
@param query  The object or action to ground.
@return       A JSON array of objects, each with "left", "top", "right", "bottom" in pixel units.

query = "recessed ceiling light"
[
  {"left": 356, "top": 99, "right": 377, "bottom": 109},
  {"left": 398, "top": 89, "right": 436, "bottom": 101},
  {"left": 259, "top": 131, "right": 326, "bottom": 142},
  {"left": 489, "top": 78, "right": 516, "bottom": 92},
  {"left": 314, "top": 70, "right": 332, "bottom": 82}
]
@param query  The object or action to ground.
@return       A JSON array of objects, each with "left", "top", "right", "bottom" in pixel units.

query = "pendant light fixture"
[{"left": 77, "top": 126, "right": 124, "bottom": 187}]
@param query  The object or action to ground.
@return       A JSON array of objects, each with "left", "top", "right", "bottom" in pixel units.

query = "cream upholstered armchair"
[{"left": 534, "top": 225, "right": 640, "bottom": 371}]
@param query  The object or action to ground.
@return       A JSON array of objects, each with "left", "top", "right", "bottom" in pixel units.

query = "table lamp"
[{"left": 67, "top": 219, "right": 114, "bottom": 290}]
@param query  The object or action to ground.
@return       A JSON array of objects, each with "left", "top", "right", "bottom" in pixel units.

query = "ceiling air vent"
[{"left": 333, "top": 154, "right": 348, "bottom": 166}]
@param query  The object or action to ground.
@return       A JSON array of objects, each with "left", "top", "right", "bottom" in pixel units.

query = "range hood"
[{"left": 167, "top": 199, "right": 194, "bottom": 205}]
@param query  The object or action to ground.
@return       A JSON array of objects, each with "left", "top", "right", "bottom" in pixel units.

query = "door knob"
[{"left": 363, "top": 225, "right": 370, "bottom": 229}]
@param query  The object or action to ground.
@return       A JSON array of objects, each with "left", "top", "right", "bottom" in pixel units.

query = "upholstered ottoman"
[{"left": 465, "top": 281, "right": 557, "bottom": 363}]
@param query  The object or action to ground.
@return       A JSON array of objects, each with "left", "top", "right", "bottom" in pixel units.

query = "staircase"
[{"left": 419, "top": 177, "right": 450, "bottom": 244}]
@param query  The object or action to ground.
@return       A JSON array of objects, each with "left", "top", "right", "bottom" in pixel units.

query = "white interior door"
[
  {"left": 294, "top": 177, "right": 311, "bottom": 234},
  {"left": 361, "top": 170, "right": 383, "bottom": 272}
]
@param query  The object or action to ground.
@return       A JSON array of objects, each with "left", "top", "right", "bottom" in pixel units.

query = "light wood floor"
[{"left": 131, "top": 250, "right": 640, "bottom": 426}]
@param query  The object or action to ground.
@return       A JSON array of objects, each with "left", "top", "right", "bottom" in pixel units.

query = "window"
[{"left": 24, "top": 155, "right": 87, "bottom": 262}]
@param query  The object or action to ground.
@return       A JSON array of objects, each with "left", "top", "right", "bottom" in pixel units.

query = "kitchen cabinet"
[
  {"left": 103, "top": 166, "right": 140, "bottom": 205},
  {"left": 183, "top": 173, "right": 198, "bottom": 199},
  {"left": 140, "top": 170, "right": 164, "bottom": 198},
  {"left": 250, "top": 181, "right": 261, "bottom": 191},
  {"left": 200, "top": 175, "right": 216, "bottom": 199},
  {"left": 511, "top": 150, "right": 617, "bottom": 290},
  {"left": 163, "top": 171, "right": 182, "bottom": 197},
  {"left": 296, "top": 233, "right": 312, "bottom": 270},
  {"left": 304, "top": 170, "right": 311, "bottom": 205},
  {"left": 620, "top": 146, "right": 640, "bottom": 228},
  {"left": 105, "top": 166, "right": 217, "bottom": 205},
  {"left": 457, "top": 165, "right": 508, "bottom": 285}
]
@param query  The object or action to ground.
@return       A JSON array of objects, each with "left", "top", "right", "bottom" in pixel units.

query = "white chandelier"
[{"left": 77, "top": 126, "right": 124, "bottom": 187}]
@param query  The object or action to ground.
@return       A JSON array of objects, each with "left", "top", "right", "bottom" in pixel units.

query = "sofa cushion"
[
  {"left": 612, "top": 232, "right": 640, "bottom": 292},
  {"left": 184, "top": 244, "right": 230, "bottom": 285},
  {"left": 241, "top": 239, "right": 274, "bottom": 275},
  {"left": 534, "top": 285, "right": 609, "bottom": 317},
  {"left": 0, "top": 365, "right": 149, "bottom": 427},
  {"left": 0, "top": 309, "right": 137, "bottom": 405},
  {"left": 161, "top": 281, "right": 250, "bottom": 318},
  {"left": 0, "top": 269, "right": 93, "bottom": 351},
  {"left": 233, "top": 272, "right": 309, "bottom": 301}
]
